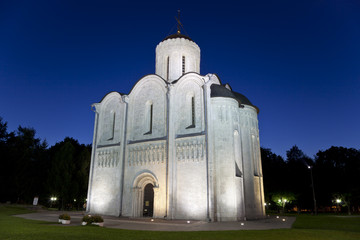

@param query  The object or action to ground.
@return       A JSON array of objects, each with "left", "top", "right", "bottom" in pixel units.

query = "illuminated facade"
[{"left": 86, "top": 31, "right": 265, "bottom": 221}]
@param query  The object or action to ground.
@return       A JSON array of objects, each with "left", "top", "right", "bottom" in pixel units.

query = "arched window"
[
  {"left": 252, "top": 135, "right": 261, "bottom": 176},
  {"left": 109, "top": 111, "right": 115, "bottom": 140},
  {"left": 144, "top": 101, "right": 153, "bottom": 135},
  {"left": 103, "top": 110, "right": 115, "bottom": 141},
  {"left": 191, "top": 96, "right": 195, "bottom": 126},
  {"left": 234, "top": 130, "right": 242, "bottom": 177},
  {"left": 186, "top": 94, "right": 195, "bottom": 129},
  {"left": 166, "top": 56, "right": 170, "bottom": 80},
  {"left": 182, "top": 56, "right": 185, "bottom": 74}
]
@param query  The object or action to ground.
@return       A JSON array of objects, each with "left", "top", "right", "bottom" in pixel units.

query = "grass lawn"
[{"left": 0, "top": 205, "right": 359, "bottom": 240}]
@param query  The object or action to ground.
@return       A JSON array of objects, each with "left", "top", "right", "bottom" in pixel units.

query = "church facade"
[{"left": 86, "top": 31, "right": 265, "bottom": 221}]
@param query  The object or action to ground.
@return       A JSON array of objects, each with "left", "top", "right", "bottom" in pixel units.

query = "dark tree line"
[
  {"left": 0, "top": 117, "right": 91, "bottom": 209},
  {"left": 261, "top": 145, "right": 360, "bottom": 214}
]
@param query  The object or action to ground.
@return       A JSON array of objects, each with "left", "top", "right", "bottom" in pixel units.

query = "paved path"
[{"left": 15, "top": 210, "right": 296, "bottom": 231}]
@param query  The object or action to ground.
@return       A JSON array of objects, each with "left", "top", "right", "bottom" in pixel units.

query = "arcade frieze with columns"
[
  {"left": 127, "top": 141, "right": 167, "bottom": 166},
  {"left": 96, "top": 148, "right": 120, "bottom": 168},
  {"left": 175, "top": 135, "right": 206, "bottom": 162}
]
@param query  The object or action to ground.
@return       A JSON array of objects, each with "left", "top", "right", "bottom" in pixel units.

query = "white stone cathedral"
[{"left": 86, "top": 29, "right": 265, "bottom": 221}]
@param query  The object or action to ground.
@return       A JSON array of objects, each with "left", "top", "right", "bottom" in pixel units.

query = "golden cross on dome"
[{"left": 175, "top": 10, "right": 183, "bottom": 34}]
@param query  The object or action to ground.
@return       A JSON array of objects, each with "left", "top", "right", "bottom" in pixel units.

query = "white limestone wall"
[
  {"left": 233, "top": 129, "right": 246, "bottom": 220},
  {"left": 169, "top": 74, "right": 207, "bottom": 220},
  {"left": 89, "top": 146, "right": 122, "bottom": 216},
  {"left": 87, "top": 80, "right": 265, "bottom": 220},
  {"left": 202, "top": 75, "right": 221, "bottom": 222},
  {"left": 97, "top": 93, "right": 124, "bottom": 145},
  {"left": 156, "top": 38, "right": 200, "bottom": 81},
  {"left": 210, "top": 97, "right": 242, "bottom": 221},
  {"left": 174, "top": 135, "right": 208, "bottom": 220},
  {"left": 121, "top": 141, "right": 167, "bottom": 218},
  {"left": 127, "top": 76, "right": 167, "bottom": 141},
  {"left": 121, "top": 76, "right": 169, "bottom": 218},
  {"left": 88, "top": 92, "right": 126, "bottom": 216},
  {"left": 173, "top": 74, "right": 205, "bottom": 135},
  {"left": 239, "top": 105, "right": 265, "bottom": 219}
]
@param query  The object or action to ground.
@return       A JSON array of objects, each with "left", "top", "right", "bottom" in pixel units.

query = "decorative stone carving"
[
  {"left": 128, "top": 142, "right": 166, "bottom": 166},
  {"left": 97, "top": 149, "right": 120, "bottom": 168},
  {"left": 176, "top": 136, "right": 205, "bottom": 162}
]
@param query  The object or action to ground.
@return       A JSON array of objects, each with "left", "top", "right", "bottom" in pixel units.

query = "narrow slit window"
[
  {"left": 150, "top": 104, "right": 153, "bottom": 133},
  {"left": 235, "top": 162, "right": 242, "bottom": 177},
  {"left": 144, "top": 103, "right": 153, "bottom": 135},
  {"left": 111, "top": 112, "right": 115, "bottom": 139},
  {"left": 106, "top": 111, "right": 115, "bottom": 140},
  {"left": 166, "top": 57, "right": 170, "bottom": 80},
  {"left": 234, "top": 130, "right": 242, "bottom": 178},
  {"left": 252, "top": 135, "right": 259, "bottom": 176},
  {"left": 191, "top": 96, "right": 195, "bottom": 126},
  {"left": 182, "top": 56, "right": 185, "bottom": 74},
  {"left": 186, "top": 96, "right": 195, "bottom": 129}
]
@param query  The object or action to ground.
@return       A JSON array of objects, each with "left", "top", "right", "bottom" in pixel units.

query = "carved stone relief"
[
  {"left": 128, "top": 142, "right": 166, "bottom": 166},
  {"left": 176, "top": 136, "right": 206, "bottom": 162},
  {"left": 97, "top": 149, "right": 120, "bottom": 168}
]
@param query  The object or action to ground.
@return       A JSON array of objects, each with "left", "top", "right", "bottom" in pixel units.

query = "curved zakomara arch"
[
  {"left": 171, "top": 72, "right": 223, "bottom": 92},
  {"left": 128, "top": 74, "right": 167, "bottom": 98},
  {"left": 132, "top": 170, "right": 159, "bottom": 188},
  {"left": 172, "top": 72, "right": 205, "bottom": 93},
  {"left": 93, "top": 92, "right": 124, "bottom": 143},
  {"left": 92, "top": 91, "right": 123, "bottom": 113},
  {"left": 99, "top": 91, "right": 123, "bottom": 104}
]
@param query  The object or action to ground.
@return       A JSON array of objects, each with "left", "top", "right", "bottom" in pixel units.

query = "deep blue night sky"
[{"left": 1, "top": 0, "right": 359, "bottom": 158}]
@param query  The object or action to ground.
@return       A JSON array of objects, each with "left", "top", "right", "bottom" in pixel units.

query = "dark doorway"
[{"left": 143, "top": 183, "right": 154, "bottom": 217}]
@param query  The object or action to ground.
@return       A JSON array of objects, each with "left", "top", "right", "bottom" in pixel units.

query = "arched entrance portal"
[
  {"left": 143, "top": 183, "right": 154, "bottom": 217},
  {"left": 132, "top": 171, "right": 159, "bottom": 218}
]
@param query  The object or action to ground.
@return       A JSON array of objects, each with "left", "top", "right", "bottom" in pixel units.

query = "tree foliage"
[
  {"left": 314, "top": 147, "right": 360, "bottom": 214},
  {"left": 271, "top": 192, "right": 296, "bottom": 213},
  {"left": 0, "top": 120, "right": 48, "bottom": 203},
  {"left": 260, "top": 148, "right": 286, "bottom": 196},
  {"left": 47, "top": 138, "right": 90, "bottom": 209},
  {"left": 0, "top": 117, "right": 90, "bottom": 209},
  {"left": 262, "top": 145, "right": 360, "bottom": 214}
]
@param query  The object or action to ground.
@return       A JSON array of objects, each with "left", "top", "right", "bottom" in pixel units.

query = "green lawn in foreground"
[
  {"left": 293, "top": 214, "right": 360, "bottom": 233},
  {"left": 0, "top": 205, "right": 359, "bottom": 240}
]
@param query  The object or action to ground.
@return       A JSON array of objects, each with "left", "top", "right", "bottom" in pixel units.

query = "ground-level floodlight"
[
  {"left": 50, "top": 197, "right": 57, "bottom": 208},
  {"left": 335, "top": 199, "right": 341, "bottom": 213},
  {"left": 308, "top": 165, "right": 317, "bottom": 215}
]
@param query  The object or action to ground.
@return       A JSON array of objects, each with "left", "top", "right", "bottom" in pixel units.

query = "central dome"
[
  {"left": 162, "top": 33, "right": 194, "bottom": 42},
  {"left": 155, "top": 32, "right": 200, "bottom": 82}
]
